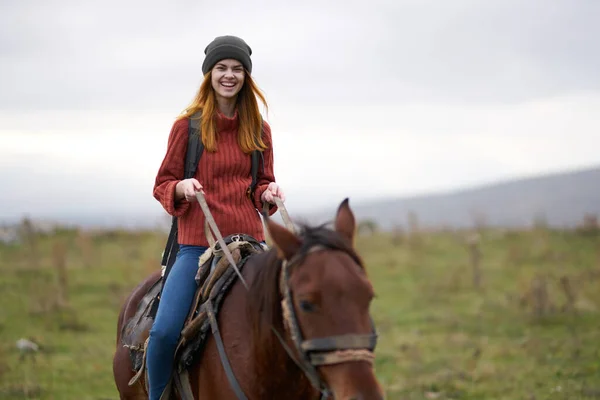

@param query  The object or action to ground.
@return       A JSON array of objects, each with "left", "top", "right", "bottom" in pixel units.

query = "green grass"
[{"left": 1, "top": 225, "right": 599, "bottom": 399}]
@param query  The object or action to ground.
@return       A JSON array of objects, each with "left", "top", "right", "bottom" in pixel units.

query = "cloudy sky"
[{"left": 1, "top": 0, "right": 599, "bottom": 226}]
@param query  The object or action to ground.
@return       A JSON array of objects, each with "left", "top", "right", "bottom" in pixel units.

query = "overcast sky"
[{"left": 1, "top": 0, "right": 599, "bottom": 226}]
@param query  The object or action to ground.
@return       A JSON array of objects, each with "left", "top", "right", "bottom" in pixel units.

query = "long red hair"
[{"left": 177, "top": 70, "right": 269, "bottom": 153}]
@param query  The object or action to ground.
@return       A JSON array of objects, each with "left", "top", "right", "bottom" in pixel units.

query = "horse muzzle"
[{"left": 319, "top": 359, "right": 385, "bottom": 400}]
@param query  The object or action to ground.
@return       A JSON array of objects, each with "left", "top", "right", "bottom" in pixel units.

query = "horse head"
[{"left": 265, "top": 198, "right": 385, "bottom": 400}]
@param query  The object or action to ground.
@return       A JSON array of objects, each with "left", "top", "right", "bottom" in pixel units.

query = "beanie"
[{"left": 201, "top": 35, "right": 253, "bottom": 75}]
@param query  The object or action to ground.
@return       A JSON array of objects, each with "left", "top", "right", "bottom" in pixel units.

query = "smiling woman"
[{"left": 138, "top": 35, "right": 286, "bottom": 400}]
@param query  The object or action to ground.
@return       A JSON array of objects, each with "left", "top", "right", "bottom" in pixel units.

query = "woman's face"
[{"left": 211, "top": 59, "right": 245, "bottom": 100}]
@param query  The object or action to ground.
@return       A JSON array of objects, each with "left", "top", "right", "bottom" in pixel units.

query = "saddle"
[{"left": 120, "top": 233, "right": 267, "bottom": 398}]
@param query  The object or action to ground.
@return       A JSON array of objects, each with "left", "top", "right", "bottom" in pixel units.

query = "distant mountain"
[{"left": 298, "top": 165, "right": 600, "bottom": 231}]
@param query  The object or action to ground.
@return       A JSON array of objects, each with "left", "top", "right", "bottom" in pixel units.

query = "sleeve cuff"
[{"left": 163, "top": 180, "right": 190, "bottom": 217}]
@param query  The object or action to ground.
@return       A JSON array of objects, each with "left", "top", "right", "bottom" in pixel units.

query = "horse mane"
[{"left": 246, "top": 221, "right": 364, "bottom": 381}]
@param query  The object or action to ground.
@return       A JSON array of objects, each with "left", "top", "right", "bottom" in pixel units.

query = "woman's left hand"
[{"left": 261, "top": 182, "right": 285, "bottom": 204}]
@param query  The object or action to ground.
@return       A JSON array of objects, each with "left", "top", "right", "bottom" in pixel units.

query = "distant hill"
[
  {"left": 299, "top": 165, "right": 600, "bottom": 231},
  {"left": 3, "top": 164, "right": 599, "bottom": 233}
]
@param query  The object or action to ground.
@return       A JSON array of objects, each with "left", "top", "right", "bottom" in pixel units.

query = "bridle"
[{"left": 272, "top": 244, "right": 379, "bottom": 399}]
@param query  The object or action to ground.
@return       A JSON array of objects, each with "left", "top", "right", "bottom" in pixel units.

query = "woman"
[{"left": 149, "top": 35, "right": 285, "bottom": 400}]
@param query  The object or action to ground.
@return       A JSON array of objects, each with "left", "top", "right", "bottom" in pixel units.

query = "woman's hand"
[
  {"left": 176, "top": 178, "right": 204, "bottom": 202},
  {"left": 261, "top": 182, "right": 285, "bottom": 204}
]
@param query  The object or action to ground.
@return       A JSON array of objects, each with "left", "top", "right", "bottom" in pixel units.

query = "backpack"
[{"left": 148, "top": 110, "right": 263, "bottom": 318}]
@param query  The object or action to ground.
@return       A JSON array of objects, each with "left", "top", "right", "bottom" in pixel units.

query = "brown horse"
[{"left": 113, "top": 198, "right": 384, "bottom": 399}]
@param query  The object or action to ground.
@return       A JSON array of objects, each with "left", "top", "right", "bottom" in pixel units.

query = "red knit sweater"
[{"left": 153, "top": 110, "right": 278, "bottom": 247}]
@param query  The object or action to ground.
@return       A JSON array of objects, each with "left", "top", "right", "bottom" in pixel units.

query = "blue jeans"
[{"left": 146, "top": 244, "right": 208, "bottom": 400}]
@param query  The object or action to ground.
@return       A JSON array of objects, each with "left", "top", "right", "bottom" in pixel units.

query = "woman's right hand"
[{"left": 176, "top": 178, "right": 203, "bottom": 202}]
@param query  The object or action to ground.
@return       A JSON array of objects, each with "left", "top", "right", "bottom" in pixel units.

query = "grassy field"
[{"left": 0, "top": 219, "right": 599, "bottom": 399}]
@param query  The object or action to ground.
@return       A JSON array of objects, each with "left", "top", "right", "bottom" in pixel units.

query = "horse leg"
[{"left": 113, "top": 271, "right": 162, "bottom": 399}]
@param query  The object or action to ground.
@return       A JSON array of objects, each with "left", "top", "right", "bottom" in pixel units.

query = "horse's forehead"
[
  {"left": 294, "top": 250, "right": 363, "bottom": 285},
  {"left": 301, "top": 249, "right": 351, "bottom": 268}
]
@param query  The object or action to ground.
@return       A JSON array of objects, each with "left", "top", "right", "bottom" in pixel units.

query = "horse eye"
[{"left": 299, "top": 300, "right": 316, "bottom": 313}]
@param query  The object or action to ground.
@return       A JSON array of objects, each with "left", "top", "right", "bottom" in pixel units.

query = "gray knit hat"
[{"left": 201, "top": 35, "right": 253, "bottom": 75}]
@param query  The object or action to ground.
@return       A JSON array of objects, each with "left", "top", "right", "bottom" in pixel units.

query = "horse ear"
[
  {"left": 334, "top": 198, "right": 356, "bottom": 244},
  {"left": 265, "top": 215, "right": 302, "bottom": 260}
]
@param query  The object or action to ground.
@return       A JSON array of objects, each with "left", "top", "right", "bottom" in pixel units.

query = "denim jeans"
[{"left": 146, "top": 244, "right": 208, "bottom": 400}]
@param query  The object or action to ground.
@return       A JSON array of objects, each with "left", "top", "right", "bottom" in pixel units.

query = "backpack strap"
[
  {"left": 248, "top": 150, "right": 259, "bottom": 199},
  {"left": 247, "top": 117, "right": 265, "bottom": 199},
  {"left": 150, "top": 111, "right": 204, "bottom": 318},
  {"left": 161, "top": 111, "right": 203, "bottom": 269},
  {"left": 186, "top": 112, "right": 204, "bottom": 179}
]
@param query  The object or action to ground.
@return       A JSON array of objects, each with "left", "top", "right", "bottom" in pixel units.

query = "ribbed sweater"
[{"left": 153, "top": 110, "right": 278, "bottom": 247}]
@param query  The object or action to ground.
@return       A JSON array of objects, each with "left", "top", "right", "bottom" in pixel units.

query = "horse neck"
[
  {"left": 252, "top": 327, "right": 317, "bottom": 398},
  {"left": 246, "top": 253, "right": 317, "bottom": 399}
]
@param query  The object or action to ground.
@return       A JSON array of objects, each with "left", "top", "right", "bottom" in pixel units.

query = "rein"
[{"left": 193, "top": 192, "right": 378, "bottom": 400}]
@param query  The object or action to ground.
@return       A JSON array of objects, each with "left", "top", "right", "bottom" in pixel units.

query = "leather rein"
[{"left": 194, "top": 192, "right": 378, "bottom": 399}]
